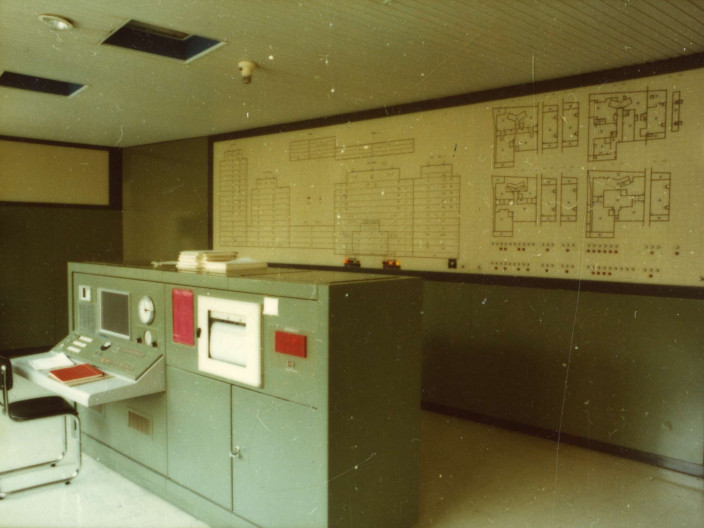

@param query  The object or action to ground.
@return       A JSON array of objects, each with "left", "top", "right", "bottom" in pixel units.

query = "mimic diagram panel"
[
  {"left": 585, "top": 170, "right": 671, "bottom": 239},
  {"left": 215, "top": 140, "right": 460, "bottom": 262},
  {"left": 588, "top": 89, "right": 668, "bottom": 162},
  {"left": 492, "top": 174, "right": 580, "bottom": 237},
  {"left": 214, "top": 68, "right": 704, "bottom": 287},
  {"left": 493, "top": 101, "right": 579, "bottom": 168}
]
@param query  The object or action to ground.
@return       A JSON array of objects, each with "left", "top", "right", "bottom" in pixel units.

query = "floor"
[{"left": 1, "top": 377, "right": 702, "bottom": 528}]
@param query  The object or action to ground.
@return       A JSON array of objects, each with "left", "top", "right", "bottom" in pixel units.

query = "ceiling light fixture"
[
  {"left": 101, "top": 19, "right": 223, "bottom": 63},
  {"left": 0, "top": 71, "right": 86, "bottom": 97},
  {"left": 38, "top": 14, "right": 74, "bottom": 31}
]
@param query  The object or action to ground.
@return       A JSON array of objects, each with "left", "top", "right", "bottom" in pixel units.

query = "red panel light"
[
  {"left": 275, "top": 331, "right": 307, "bottom": 358},
  {"left": 172, "top": 289, "right": 194, "bottom": 346}
]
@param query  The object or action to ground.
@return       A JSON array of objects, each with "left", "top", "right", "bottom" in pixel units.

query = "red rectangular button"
[{"left": 275, "top": 331, "right": 307, "bottom": 358}]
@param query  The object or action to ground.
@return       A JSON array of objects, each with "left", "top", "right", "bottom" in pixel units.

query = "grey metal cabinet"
[
  {"left": 166, "top": 366, "right": 232, "bottom": 510},
  {"left": 71, "top": 262, "right": 421, "bottom": 528},
  {"left": 166, "top": 370, "right": 327, "bottom": 527},
  {"left": 232, "top": 386, "right": 326, "bottom": 527}
]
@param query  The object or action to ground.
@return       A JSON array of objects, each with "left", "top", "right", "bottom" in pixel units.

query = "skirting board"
[
  {"left": 422, "top": 401, "right": 704, "bottom": 480},
  {"left": 81, "top": 434, "right": 257, "bottom": 528}
]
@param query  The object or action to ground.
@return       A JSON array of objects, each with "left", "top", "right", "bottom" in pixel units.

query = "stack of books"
[
  {"left": 49, "top": 363, "right": 105, "bottom": 386},
  {"left": 176, "top": 250, "right": 238, "bottom": 271}
]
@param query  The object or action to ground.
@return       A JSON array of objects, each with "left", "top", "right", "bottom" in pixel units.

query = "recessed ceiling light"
[
  {"left": 38, "top": 14, "right": 74, "bottom": 31},
  {"left": 101, "top": 19, "right": 223, "bottom": 63},
  {"left": 0, "top": 71, "right": 86, "bottom": 97}
]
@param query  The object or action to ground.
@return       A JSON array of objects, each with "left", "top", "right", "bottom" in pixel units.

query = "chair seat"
[{"left": 9, "top": 396, "right": 78, "bottom": 422}]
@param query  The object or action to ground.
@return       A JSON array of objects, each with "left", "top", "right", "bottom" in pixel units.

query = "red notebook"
[{"left": 49, "top": 363, "right": 105, "bottom": 386}]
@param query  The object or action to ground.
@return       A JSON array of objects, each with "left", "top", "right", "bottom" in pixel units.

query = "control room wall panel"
[
  {"left": 0, "top": 204, "right": 122, "bottom": 352},
  {"left": 213, "top": 68, "right": 704, "bottom": 288},
  {"left": 421, "top": 280, "right": 704, "bottom": 466}
]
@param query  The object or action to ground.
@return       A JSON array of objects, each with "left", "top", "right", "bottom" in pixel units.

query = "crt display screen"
[{"left": 100, "top": 289, "right": 130, "bottom": 339}]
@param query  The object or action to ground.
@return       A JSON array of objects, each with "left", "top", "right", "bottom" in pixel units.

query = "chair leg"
[
  {"left": 0, "top": 414, "right": 72, "bottom": 476},
  {"left": 0, "top": 414, "right": 81, "bottom": 498}
]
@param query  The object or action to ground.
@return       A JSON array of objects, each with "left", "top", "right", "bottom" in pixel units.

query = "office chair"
[{"left": 0, "top": 356, "right": 81, "bottom": 498}]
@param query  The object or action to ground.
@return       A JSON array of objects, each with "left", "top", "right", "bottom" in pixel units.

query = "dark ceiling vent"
[
  {"left": 0, "top": 71, "right": 86, "bottom": 96},
  {"left": 102, "top": 20, "right": 223, "bottom": 62}
]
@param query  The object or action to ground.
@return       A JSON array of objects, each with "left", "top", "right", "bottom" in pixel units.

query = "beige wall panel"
[
  {"left": 213, "top": 68, "right": 704, "bottom": 287},
  {"left": 0, "top": 140, "right": 109, "bottom": 205}
]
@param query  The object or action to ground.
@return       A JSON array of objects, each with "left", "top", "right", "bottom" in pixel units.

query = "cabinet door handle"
[{"left": 230, "top": 446, "right": 241, "bottom": 459}]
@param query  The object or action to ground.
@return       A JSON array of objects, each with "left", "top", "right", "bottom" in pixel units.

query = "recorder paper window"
[
  {"left": 209, "top": 318, "right": 247, "bottom": 367},
  {"left": 197, "top": 296, "right": 262, "bottom": 387}
]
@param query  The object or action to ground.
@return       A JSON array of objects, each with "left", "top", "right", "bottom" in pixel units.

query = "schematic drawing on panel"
[
  {"left": 648, "top": 172, "right": 671, "bottom": 223},
  {"left": 289, "top": 136, "right": 415, "bottom": 162},
  {"left": 492, "top": 175, "right": 538, "bottom": 237},
  {"left": 540, "top": 175, "right": 578, "bottom": 224},
  {"left": 334, "top": 164, "right": 459, "bottom": 258},
  {"left": 493, "top": 174, "right": 578, "bottom": 237},
  {"left": 586, "top": 169, "right": 671, "bottom": 238},
  {"left": 542, "top": 105, "right": 559, "bottom": 151},
  {"left": 412, "top": 165, "right": 461, "bottom": 258},
  {"left": 588, "top": 89, "right": 675, "bottom": 162},
  {"left": 561, "top": 102, "right": 580, "bottom": 147},
  {"left": 493, "top": 106, "right": 538, "bottom": 169},
  {"left": 289, "top": 225, "right": 335, "bottom": 250},
  {"left": 249, "top": 177, "right": 290, "bottom": 247},
  {"left": 289, "top": 136, "right": 336, "bottom": 161},
  {"left": 216, "top": 148, "right": 248, "bottom": 248},
  {"left": 336, "top": 138, "right": 415, "bottom": 160},
  {"left": 334, "top": 168, "right": 412, "bottom": 256},
  {"left": 671, "top": 91, "right": 683, "bottom": 132},
  {"left": 560, "top": 176, "right": 579, "bottom": 223},
  {"left": 493, "top": 102, "right": 579, "bottom": 169}
]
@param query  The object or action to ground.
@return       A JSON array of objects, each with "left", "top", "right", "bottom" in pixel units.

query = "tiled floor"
[
  {"left": 2, "top": 377, "right": 702, "bottom": 527},
  {"left": 416, "top": 412, "right": 703, "bottom": 527}
]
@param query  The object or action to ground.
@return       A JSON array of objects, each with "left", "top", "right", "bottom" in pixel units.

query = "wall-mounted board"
[
  {"left": 213, "top": 68, "right": 704, "bottom": 287},
  {"left": 0, "top": 140, "right": 110, "bottom": 205}
]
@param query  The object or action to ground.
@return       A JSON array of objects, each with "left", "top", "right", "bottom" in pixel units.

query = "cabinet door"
[
  {"left": 232, "top": 387, "right": 327, "bottom": 527},
  {"left": 167, "top": 367, "right": 232, "bottom": 510}
]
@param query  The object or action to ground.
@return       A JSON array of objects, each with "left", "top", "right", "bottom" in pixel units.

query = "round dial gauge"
[{"left": 138, "top": 296, "right": 155, "bottom": 325}]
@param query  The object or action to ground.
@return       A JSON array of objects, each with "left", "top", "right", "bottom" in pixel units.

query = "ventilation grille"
[
  {"left": 77, "top": 303, "right": 95, "bottom": 334},
  {"left": 128, "top": 410, "right": 152, "bottom": 436}
]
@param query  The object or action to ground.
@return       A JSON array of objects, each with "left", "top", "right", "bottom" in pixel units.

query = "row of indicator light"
[
  {"left": 343, "top": 258, "right": 401, "bottom": 269},
  {"left": 344, "top": 258, "right": 460, "bottom": 269}
]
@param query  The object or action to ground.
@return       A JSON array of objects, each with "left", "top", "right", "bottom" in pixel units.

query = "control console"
[{"left": 52, "top": 332, "right": 162, "bottom": 381}]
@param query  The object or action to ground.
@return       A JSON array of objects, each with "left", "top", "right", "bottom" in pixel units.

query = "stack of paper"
[
  {"left": 176, "top": 250, "right": 238, "bottom": 270},
  {"left": 30, "top": 352, "right": 74, "bottom": 371},
  {"left": 203, "top": 258, "right": 268, "bottom": 273}
]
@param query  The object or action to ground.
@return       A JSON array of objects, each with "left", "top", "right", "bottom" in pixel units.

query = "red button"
[{"left": 275, "top": 331, "right": 307, "bottom": 358}]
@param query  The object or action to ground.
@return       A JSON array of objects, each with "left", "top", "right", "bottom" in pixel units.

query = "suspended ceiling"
[{"left": 1, "top": 0, "right": 703, "bottom": 148}]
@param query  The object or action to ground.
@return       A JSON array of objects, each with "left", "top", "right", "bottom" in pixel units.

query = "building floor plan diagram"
[
  {"left": 493, "top": 102, "right": 580, "bottom": 169},
  {"left": 586, "top": 170, "right": 671, "bottom": 238},
  {"left": 588, "top": 89, "right": 679, "bottom": 162}
]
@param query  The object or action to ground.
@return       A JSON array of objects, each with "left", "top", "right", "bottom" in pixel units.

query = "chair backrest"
[
  {"left": 0, "top": 356, "right": 13, "bottom": 391},
  {"left": 1, "top": 356, "right": 13, "bottom": 413}
]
